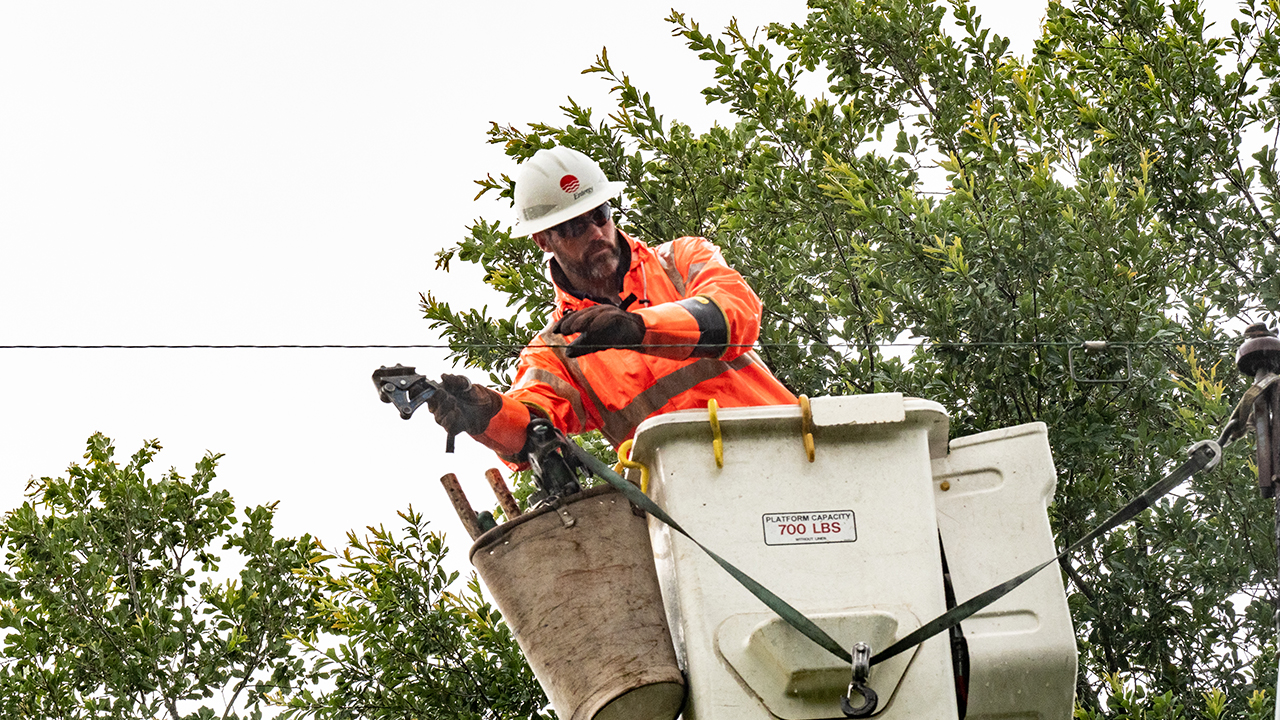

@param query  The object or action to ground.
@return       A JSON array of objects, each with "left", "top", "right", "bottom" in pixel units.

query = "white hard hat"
[{"left": 511, "top": 146, "right": 627, "bottom": 237}]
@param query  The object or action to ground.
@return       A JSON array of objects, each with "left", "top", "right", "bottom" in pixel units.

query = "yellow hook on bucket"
[
  {"left": 614, "top": 439, "right": 651, "bottom": 494},
  {"left": 708, "top": 399, "right": 724, "bottom": 468},
  {"left": 799, "top": 395, "right": 815, "bottom": 462}
]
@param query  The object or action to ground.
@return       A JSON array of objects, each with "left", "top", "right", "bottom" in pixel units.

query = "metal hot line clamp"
[
  {"left": 371, "top": 364, "right": 589, "bottom": 516},
  {"left": 372, "top": 364, "right": 460, "bottom": 452}
]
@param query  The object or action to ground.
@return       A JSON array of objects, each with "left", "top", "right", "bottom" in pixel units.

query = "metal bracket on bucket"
[
  {"left": 549, "top": 498, "right": 577, "bottom": 528},
  {"left": 841, "top": 642, "right": 877, "bottom": 718},
  {"left": 839, "top": 640, "right": 880, "bottom": 712}
]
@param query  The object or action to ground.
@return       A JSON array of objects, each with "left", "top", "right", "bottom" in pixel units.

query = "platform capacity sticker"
[{"left": 762, "top": 510, "right": 856, "bottom": 546}]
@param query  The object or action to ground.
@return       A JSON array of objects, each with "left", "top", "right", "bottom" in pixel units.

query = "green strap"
[
  {"left": 872, "top": 376, "right": 1268, "bottom": 665},
  {"left": 1217, "top": 372, "right": 1278, "bottom": 447},
  {"left": 872, "top": 442, "right": 1219, "bottom": 665},
  {"left": 569, "top": 445, "right": 853, "bottom": 664}
]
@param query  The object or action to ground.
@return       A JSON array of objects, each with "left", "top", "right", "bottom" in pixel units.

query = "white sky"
[{"left": 0, "top": 1, "right": 1063, "bottom": 573}]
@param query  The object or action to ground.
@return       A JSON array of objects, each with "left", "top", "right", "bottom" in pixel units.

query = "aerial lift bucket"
[{"left": 470, "top": 485, "right": 685, "bottom": 720}]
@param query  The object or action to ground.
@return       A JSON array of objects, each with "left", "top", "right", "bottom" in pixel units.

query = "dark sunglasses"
[{"left": 549, "top": 203, "right": 612, "bottom": 239}]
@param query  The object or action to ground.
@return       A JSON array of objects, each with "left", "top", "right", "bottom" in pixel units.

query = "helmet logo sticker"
[{"left": 559, "top": 175, "right": 580, "bottom": 193}]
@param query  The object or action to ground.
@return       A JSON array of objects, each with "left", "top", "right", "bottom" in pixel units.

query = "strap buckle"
[{"left": 840, "top": 642, "right": 878, "bottom": 718}]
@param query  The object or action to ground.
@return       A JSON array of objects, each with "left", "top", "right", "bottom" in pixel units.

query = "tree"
[
  {"left": 275, "top": 508, "right": 549, "bottom": 720},
  {"left": 0, "top": 433, "right": 320, "bottom": 720},
  {"left": 425, "top": 0, "right": 1280, "bottom": 715},
  {"left": 0, "top": 433, "right": 547, "bottom": 720}
]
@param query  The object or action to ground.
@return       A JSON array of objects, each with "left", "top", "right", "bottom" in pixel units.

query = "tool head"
[
  {"left": 523, "top": 418, "right": 584, "bottom": 507},
  {"left": 371, "top": 364, "right": 438, "bottom": 419}
]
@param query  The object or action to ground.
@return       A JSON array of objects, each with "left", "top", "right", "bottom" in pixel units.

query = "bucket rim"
[{"left": 468, "top": 484, "right": 626, "bottom": 561}]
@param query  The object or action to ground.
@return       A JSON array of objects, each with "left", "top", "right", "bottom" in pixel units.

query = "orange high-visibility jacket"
[{"left": 474, "top": 232, "right": 796, "bottom": 460}]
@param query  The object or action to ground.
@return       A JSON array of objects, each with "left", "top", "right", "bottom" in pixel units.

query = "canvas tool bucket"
[{"left": 469, "top": 485, "right": 685, "bottom": 720}]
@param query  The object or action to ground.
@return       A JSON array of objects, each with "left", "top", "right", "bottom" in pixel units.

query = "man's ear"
[{"left": 532, "top": 231, "right": 552, "bottom": 253}]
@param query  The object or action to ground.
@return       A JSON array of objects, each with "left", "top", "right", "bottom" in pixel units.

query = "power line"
[
  {"left": 0, "top": 344, "right": 454, "bottom": 350},
  {"left": 0, "top": 339, "right": 1239, "bottom": 351}
]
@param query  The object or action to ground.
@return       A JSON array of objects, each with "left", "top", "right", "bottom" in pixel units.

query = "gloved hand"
[
  {"left": 427, "top": 374, "right": 505, "bottom": 436},
  {"left": 552, "top": 304, "right": 646, "bottom": 358}
]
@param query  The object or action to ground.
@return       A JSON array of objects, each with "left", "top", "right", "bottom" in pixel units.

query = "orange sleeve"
[
  {"left": 473, "top": 394, "right": 532, "bottom": 459},
  {"left": 643, "top": 236, "right": 760, "bottom": 361},
  {"left": 633, "top": 301, "right": 702, "bottom": 359}
]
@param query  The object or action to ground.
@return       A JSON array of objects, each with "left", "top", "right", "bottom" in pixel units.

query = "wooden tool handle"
[
  {"left": 486, "top": 468, "right": 522, "bottom": 519},
  {"left": 440, "top": 473, "right": 482, "bottom": 539}
]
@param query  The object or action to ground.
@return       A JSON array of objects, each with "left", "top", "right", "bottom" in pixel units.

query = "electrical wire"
[{"left": 0, "top": 339, "right": 1239, "bottom": 351}]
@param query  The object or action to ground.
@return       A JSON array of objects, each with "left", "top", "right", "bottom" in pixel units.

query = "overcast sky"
[{"left": 1, "top": 1, "right": 1059, "bottom": 573}]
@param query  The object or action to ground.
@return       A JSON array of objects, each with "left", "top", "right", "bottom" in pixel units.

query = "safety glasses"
[{"left": 550, "top": 203, "right": 612, "bottom": 239}]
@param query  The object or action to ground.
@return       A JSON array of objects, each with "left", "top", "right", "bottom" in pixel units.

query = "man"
[{"left": 429, "top": 146, "right": 796, "bottom": 464}]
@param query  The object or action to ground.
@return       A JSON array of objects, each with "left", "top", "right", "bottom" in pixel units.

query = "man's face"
[{"left": 534, "top": 203, "right": 620, "bottom": 283}]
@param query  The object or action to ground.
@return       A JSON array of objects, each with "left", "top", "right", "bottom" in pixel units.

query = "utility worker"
[{"left": 428, "top": 146, "right": 796, "bottom": 464}]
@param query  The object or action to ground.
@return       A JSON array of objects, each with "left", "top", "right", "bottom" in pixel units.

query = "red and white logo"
[{"left": 559, "top": 175, "right": 580, "bottom": 193}]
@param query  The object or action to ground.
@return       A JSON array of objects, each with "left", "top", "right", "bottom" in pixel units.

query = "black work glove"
[
  {"left": 426, "top": 374, "right": 505, "bottom": 436},
  {"left": 552, "top": 304, "right": 646, "bottom": 358}
]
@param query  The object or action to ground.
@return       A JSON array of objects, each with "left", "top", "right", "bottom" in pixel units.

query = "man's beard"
[{"left": 557, "top": 235, "right": 621, "bottom": 282}]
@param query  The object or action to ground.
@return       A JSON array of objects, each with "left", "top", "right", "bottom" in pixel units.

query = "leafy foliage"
[
  {"left": 1071, "top": 674, "right": 1273, "bottom": 720},
  {"left": 0, "top": 433, "right": 320, "bottom": 720},
  {"left": 426, "top": 0, "right": 1280, "bottom": 715},
  {"left": 0, "top": 436, "right": 549, "bottom": 720},
  {"left": 276, "top": 508, "right": 549, "bottom": 720}
]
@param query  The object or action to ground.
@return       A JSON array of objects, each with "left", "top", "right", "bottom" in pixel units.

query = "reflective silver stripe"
[
  {"left": 656, "top": 242, "right": 687, "bottom": 296},
  {"left": 742, "top": 350, "right": 782, "bottom": 385},
  {"left": 521, "top": 367, "right": 587, "bottom": 432},
  {"left": 607, "top": 353, "right": 756, "bottom": 440},
  {"left": 538, "top": 324, "right": 612, "bottom": 438},
  {"left": 686, "top": 261, "right": 707, "bottom": 287}
]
